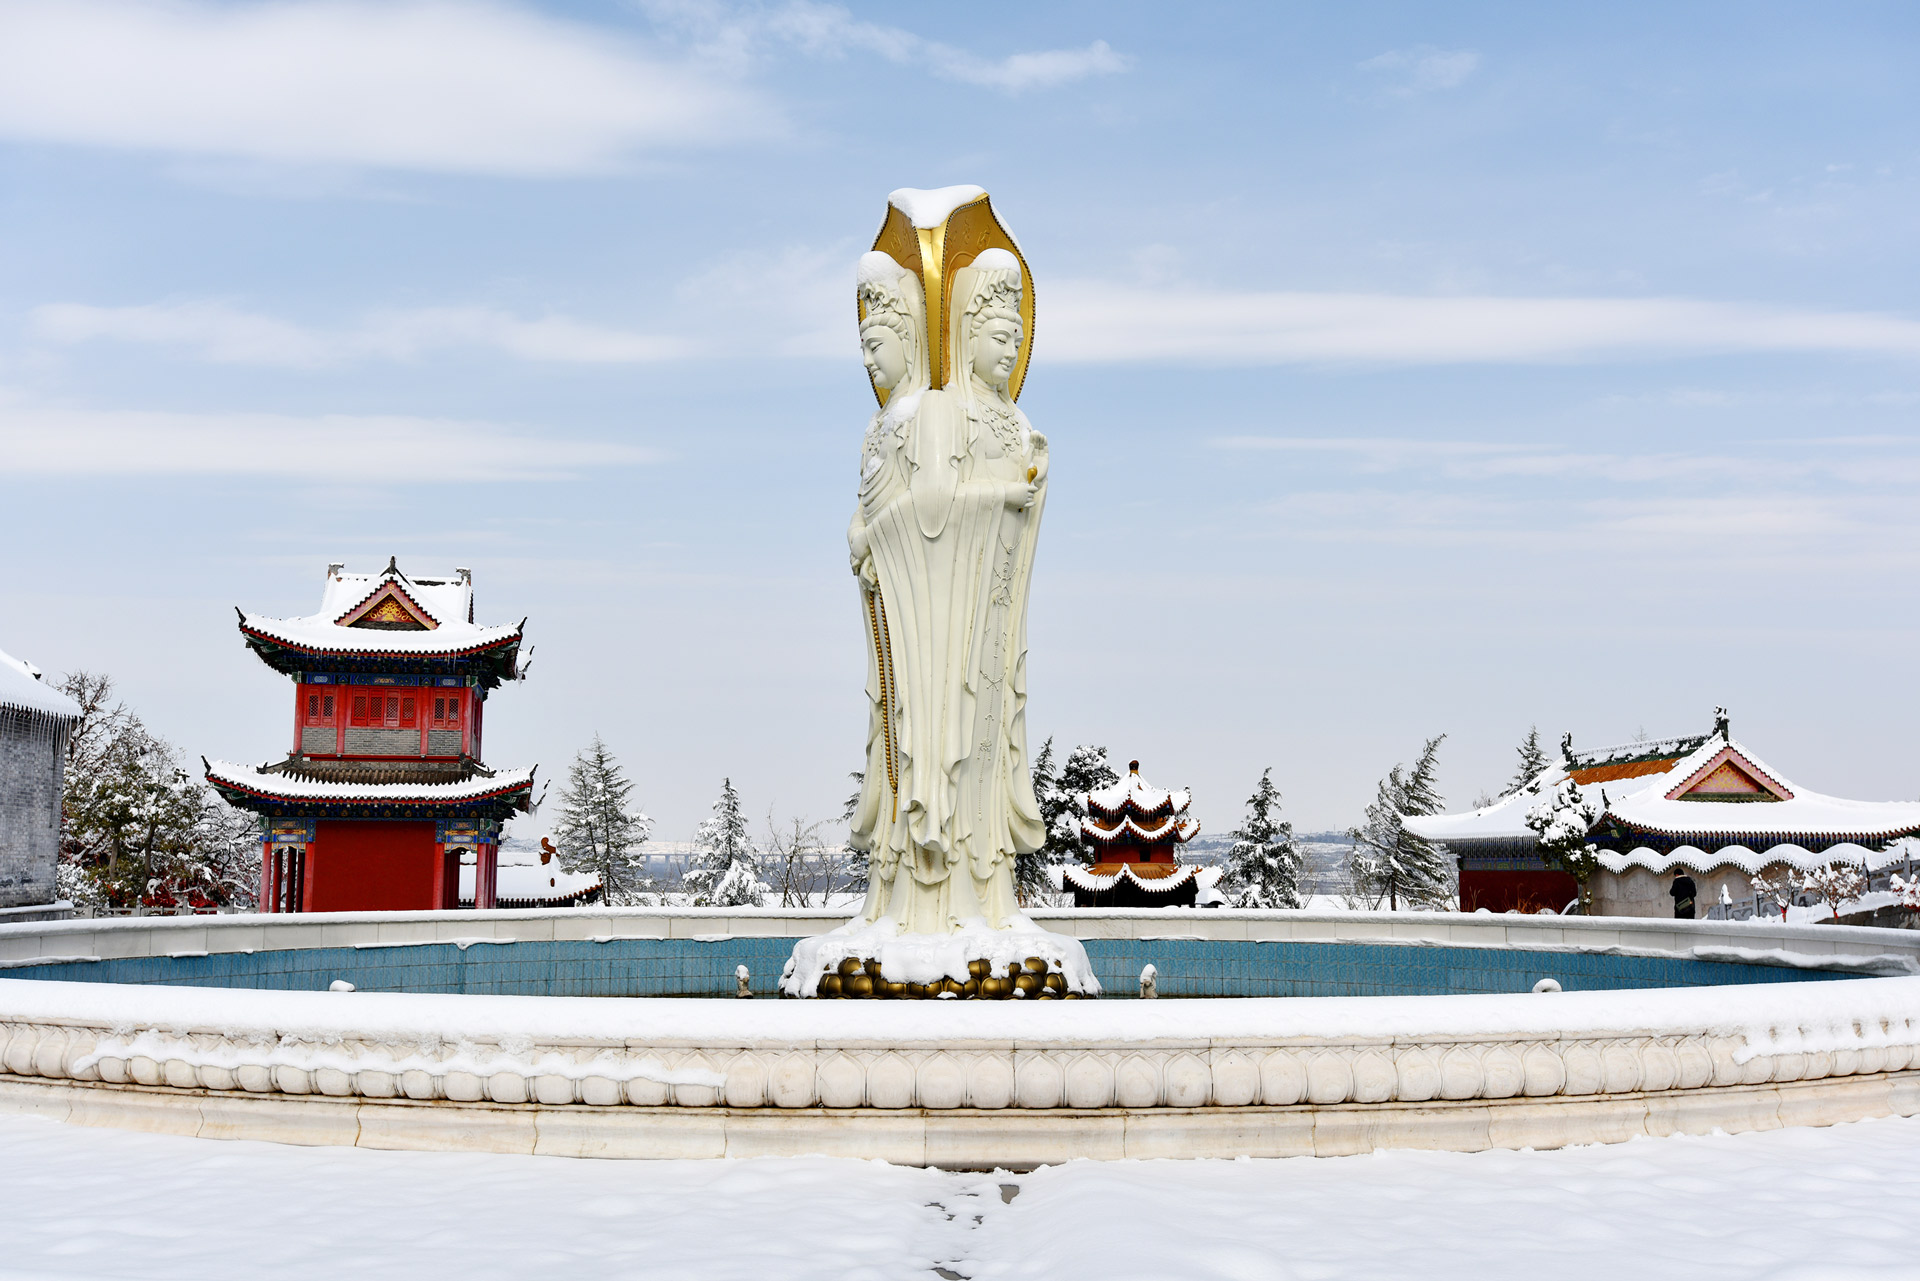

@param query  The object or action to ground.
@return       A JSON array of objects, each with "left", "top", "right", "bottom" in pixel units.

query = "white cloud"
[
  {"left": 647, "top": 0, "right": 1129, "bottom": 93},
  {"left": 1042, "top": 284, "right": 1920, "bottom": 365},
  {"left": 0, "top": 0, "right": 767, "bottom": 176},
  {"left": 0, "top": 402, "right": 653, "bottom": 480},
  {"left": 1358, "top": 45, "right": 1480, "bottom": 95},
  {"left": 30, "top": 301, "right": 696, "bottom": 367}
]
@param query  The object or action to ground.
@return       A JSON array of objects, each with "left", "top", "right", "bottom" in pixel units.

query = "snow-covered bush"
[
  {"left": 1751, "top": 872, "right": 1792, "bottom": 921},
  {"left": 1524, "top": 776, "right": 1602, "bottom": 913},
  {"left": 1890, "top": 872, "right": 1920, "bottom": 912}
]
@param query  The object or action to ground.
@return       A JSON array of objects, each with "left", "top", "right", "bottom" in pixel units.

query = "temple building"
[
  {"left": 204, "top": 560, "right": 537, "bottom": 913},
  {"left": 0, "top": 647, "right": 81, "bottom": 918},
  {"left": 1406, "top": 710, "right": 1920, "bottom": 917},
  {"left": 1063, "top": 760, "right": 1205, "bottom": 907}
]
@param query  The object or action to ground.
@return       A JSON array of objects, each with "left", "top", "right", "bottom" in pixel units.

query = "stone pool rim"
[{"left": 3, "top": 908, "right": 1919, "bottom": 1161}]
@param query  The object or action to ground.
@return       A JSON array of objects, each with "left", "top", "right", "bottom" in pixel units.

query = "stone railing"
[{"left": 4, "top": 974, "right": 1917, "bottom": 1112}]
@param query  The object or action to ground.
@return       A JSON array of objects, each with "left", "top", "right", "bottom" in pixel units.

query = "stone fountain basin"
[{"left": 2, "top": 908, "right": 1917, "bottom": 1163}]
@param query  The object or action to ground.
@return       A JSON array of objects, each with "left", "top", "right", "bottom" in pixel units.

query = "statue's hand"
[
  {"left": 1003, "top": 481, "right": 1037, "bottom": 511},
  {"left": 857, "top": 554, "right": 879, "bottom": 588}
]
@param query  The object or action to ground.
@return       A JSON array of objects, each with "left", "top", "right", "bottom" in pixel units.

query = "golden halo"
[{"left": 861, "top": 189, "right": 1034, "bottom": 406}]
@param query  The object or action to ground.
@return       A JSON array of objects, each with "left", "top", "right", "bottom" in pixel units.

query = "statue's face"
[
  {"left": 972, "top": 316, "right": 1021, "bottom": 389},
  {"left": 861, "top": 322, "right": 908, "bottom": 391}
]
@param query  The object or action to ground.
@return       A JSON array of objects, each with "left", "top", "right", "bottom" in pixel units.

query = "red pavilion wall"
[
  {"left": 1458, "top": 869, "right": 1578, "bottom": 915},
  {"left": 306, "top": 820, "right": 442, "bottom": 912}
]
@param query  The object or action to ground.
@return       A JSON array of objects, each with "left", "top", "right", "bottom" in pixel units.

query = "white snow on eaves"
[
  {"left": 205, "top": 760, "right": 536, "bottom": 802},
  {"left": 0, "top": 648, "right": 80, "bottom": 721}
]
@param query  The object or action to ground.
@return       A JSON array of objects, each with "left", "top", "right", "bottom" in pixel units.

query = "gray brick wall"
[
  {"left": 0, "top": 711, "right": 66, "bottom": 909},
  {"left": 343, "top": 727, "right": 418, "bottom": 756},
  {"left": 300, "top": 726, "right": 336, "bottom": 755}
]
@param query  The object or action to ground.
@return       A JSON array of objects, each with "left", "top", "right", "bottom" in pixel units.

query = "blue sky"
[{"left": 3, "top": 0, "right": 1919, "bottom": 839}]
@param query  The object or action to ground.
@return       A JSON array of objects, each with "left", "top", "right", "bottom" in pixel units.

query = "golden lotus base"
[{"left": 812, "top": 955, "right": 1088, "bottom": 1000}]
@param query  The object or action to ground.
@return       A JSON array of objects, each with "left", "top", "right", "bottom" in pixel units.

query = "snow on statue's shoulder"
[{"left": 888, "top": 185, "right": 988, "bottom": 229}]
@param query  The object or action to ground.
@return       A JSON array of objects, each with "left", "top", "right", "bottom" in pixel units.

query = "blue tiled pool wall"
[{"left": 0, "top": 937, "right": 1858, "bottom": 997}]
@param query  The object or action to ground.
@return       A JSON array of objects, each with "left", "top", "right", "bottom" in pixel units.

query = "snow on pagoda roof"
[
  {"left": 0, "top": 647, "right": 80, "bottom": 722},
  {"left": 205, "top": 759, "right": 536, "bottom": 806},
  {"left": 1406, "top": 719, "right": 1920, "bottom": 848},
  {"left": 1085, "top": 761, "right": 1192, "bottom": 822},
  {"left": 238, "top": 559, "right": 522, "bottom": 659}
]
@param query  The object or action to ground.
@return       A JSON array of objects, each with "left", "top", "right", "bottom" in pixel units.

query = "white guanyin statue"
[{"left": 785, "top": 188, "right": 1097, "bottom": 1000}]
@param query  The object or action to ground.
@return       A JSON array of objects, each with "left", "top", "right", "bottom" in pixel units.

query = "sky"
[{"left": 3, "top": 0, "right": 1920, "bottom": 841}]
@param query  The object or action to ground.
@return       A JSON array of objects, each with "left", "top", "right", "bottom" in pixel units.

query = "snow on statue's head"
[
  {"left": 949, "top": 247, "right": 1023, "bottom": 395},
  {"left": 856, "top": 251, "right": 926, "bottom": 397}
]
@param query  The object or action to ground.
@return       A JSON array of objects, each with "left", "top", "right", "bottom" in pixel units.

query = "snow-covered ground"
[{"left": 3, "top": 1112, "right": 1914, "bottom": 1279}]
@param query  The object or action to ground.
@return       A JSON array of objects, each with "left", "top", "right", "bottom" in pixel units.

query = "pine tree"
[
  {"left": 1016, "top": 739, "right": 1064, "bottom": 904},
  {"left": 685, "top": 777, "right": 763, "bottom": 907},
  {"left": 1050, "top": 743, "right": 1119, "bottom": 867},
  {"left": 1507, "top": 726, "right": 1550, "bottom": 795},
  {"left": 1348, "top": 734, "right": 1453, "bottom": 910},
  {"left": 1221, "top": 768, "right": 1303, "bottom": 908},
  {"left": 551, "top": 735, "right": 655, "bottom": 905}
]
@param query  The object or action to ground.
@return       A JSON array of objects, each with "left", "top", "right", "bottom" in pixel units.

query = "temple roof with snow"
[
  {"left": 0, "top": 648, "right": 81, "bottom": 725},
  {"left": 205, "top": 759, "right": 537, "bottom": 820},
  {"left": 237, "top": 559, "right": 523, "bottom": 687},
  {"left": 1405, "top": 711, "right": 1920, "bottom": 871}
]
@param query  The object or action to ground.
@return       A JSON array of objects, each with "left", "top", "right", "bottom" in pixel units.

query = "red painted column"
[
  {"left": 259, "top": 838, "right": 275, "bottom": 913},
  {"left": 478, "top": 840, "right": 498, "bottom": 910}
]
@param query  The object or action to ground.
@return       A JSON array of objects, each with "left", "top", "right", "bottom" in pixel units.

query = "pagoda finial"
[
  {"left": 1714, "top": 706, "right": 1730, "bottom": 739},
  {"left": 384, "top": 555, "right": 400, "bottom": 577},
  {"left": 1129, "top": 759, "right": 1140, "bottom": 773}
]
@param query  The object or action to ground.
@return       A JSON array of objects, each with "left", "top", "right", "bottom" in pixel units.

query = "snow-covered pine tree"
[
  {"left": 685, "top": 777, "right": 764, "bottom": 907},
  {"left": 1348, "top": 735, "right": 1452, "bottom": 910},
  {"left": 1016, "top": 738, "right": 1064, "bottom": 904},
  {"left": 1051, "top": 743, "right": 1120, "bottom": 866},
  {"left": 1508, "top": 725, "right": 1550, "bottom": 795},
  {"left": 1221, "top": 767, "right": 1303, "bottom": 908},
  {"left": 1524, "top": 775, "right": 1601, "bottom": 913},
  {"left": 551, "top": 734, "right": 655, "bottom": 905}
]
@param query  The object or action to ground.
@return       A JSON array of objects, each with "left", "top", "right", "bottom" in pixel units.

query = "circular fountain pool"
[{"left": 2, "top": 907, "right": 1917, "bottom": 1164}]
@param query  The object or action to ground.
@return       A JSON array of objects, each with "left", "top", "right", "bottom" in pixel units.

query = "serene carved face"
[
  {"left": 971, "top": 316, "right": 1021, "bottom": 390},
  {"left": 861, "top": 322, "right": 909, "bottom": 391}
]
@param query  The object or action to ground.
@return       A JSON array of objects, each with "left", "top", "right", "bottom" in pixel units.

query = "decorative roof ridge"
[{"left": 1567, "top": 732, "right": 1711, "bottom": 770}]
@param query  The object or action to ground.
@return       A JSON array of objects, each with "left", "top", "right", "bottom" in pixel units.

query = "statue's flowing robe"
[{"left": 849, "top": 386, "right": 1046, "bottom": 932}]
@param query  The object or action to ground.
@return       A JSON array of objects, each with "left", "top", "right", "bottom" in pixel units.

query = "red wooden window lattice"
[
  {"left": 430, "top": 692, "right": 464, "bottom": 730},
  {"left": 303, "top": 692, "right": 335, "bottom": 725},
  {"left": 348, "top": 691, "right": 414, "bottom": 729}
]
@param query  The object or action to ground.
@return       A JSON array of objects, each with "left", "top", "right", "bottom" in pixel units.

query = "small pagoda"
[
  {"left": 1063, "top": 760, "right": 1203, "bottom": 907},
  {"left": 204, "top": 560, "right": 537, "bottom": 913}
]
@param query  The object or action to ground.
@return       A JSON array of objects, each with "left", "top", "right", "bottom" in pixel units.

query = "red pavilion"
[{"left": 205, "top": 560, "right": 537, "bottom": 913}]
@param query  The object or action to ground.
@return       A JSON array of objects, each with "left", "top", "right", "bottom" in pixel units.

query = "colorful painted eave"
[{"left": 204, "top": 759, "right": 537, "bottom": 807}]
